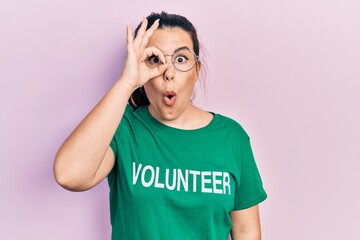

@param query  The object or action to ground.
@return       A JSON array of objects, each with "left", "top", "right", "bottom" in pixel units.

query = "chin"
[
  {"left": 158, "top": 108, "right": 179, "bottom": 120},
  {"left": 149, "top": 104, "right": 184, "bottom": 122}
]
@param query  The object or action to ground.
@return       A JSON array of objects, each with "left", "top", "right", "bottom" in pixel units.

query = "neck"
[{"left": 147, "top": 104, "right": 213, "bottom": 130}]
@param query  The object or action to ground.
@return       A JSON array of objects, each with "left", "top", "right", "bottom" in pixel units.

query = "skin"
[
  {"left": 144, "top": 27, "right": 213, "bottom": 129},
  {"left": 231, "top": 205, "right": 262, "bottom": 240},
  {"left": 53, "top": 18, "right": 262, "bottom": 239}
]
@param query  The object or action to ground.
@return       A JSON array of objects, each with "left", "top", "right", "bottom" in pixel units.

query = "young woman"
[{"left": 54, "top": 12, "right": 267, "bottom": 240}]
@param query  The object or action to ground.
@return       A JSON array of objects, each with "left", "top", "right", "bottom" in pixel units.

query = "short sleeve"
[
  {"left": 109, "top": 133, "right": 118, "bottom": 160},
  {"left": 109, "top": 104, "right": 133, "bottom": 161},
  {"left": 234, "top": 137, "right": 267, "bottom": 210}
]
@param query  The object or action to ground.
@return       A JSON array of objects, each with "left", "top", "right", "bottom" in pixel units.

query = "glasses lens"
[{"left": 173, "top": 49, "right": 196, "bottom": 72}]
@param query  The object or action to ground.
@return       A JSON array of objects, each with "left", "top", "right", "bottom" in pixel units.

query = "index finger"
[
  {"left": 139, "top": 19, "right": 160, "bottom": 50},
  {"left": 133, "top": 18, "right": 148, "bottom": 48},
  {"left": 140, "top": 46, "right": 166, "bottom": 64}
]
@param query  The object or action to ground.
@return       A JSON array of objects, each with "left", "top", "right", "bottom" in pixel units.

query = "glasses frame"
[{"left": 147, "top": 49, "right": 199, "bottom": 72}]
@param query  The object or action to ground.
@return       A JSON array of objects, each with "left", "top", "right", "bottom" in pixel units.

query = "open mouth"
[{"left": 163, "top": 90, "right": 177, "bottom": 106}]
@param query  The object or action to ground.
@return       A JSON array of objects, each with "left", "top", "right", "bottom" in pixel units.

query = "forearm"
[
  {"left": 231, "top": 231, "right": 261, "bottom": 240},
  {"left": 53, "top": 77, "right": 134, "bottom": 189}
]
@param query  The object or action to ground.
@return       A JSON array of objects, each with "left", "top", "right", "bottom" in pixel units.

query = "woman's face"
[{"left": 144, "top": 27, "right": 199, "bottom": 125}]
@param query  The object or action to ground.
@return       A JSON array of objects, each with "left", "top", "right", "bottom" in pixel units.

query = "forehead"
[{"left": 146, "top": 27, "right": 194, "bottom": 53}]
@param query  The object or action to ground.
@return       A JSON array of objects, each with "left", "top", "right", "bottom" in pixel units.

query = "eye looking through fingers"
[
  {"left": 142, "top": 47, "right": 166, "bottom": 68},
  {"left": 146, "top": 55, "right": 162, "bottom": 68}
]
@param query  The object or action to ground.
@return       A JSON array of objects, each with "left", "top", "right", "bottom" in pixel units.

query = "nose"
[
  {"left": 165, "top": 72, "right": 174, "bottom": 81},
  {"left": 164, "top": 56, "right": 175, "bottom": 81}
]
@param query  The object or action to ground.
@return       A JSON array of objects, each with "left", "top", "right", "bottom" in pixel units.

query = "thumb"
[{"left": 148, "top": 62, "right": 171, "bottom": 79}]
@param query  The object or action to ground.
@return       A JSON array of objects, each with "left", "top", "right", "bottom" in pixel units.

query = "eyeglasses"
[{"left": 145, "top": 48, "right": 199, "bottom": 72}]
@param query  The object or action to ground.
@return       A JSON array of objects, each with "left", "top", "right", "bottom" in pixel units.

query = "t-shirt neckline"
[{"left": 137, "top": 105, "right": 219, "bottom": 135}]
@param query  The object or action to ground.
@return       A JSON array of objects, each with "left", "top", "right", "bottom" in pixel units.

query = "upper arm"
[
  {"left": 89, "top": 146, "right": 115, "bottom": 188},
  {"left": 230, "top": 205, "right": 262, "bottom": 240}
]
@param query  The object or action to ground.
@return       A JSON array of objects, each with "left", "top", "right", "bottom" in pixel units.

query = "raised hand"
[{"left": 120, "top": 18, "right": 170, "bottom": 91}]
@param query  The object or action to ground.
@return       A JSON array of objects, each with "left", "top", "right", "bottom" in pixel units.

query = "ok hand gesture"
[{"left": 120, "top": 18, "right": 169, "bottom": 91}]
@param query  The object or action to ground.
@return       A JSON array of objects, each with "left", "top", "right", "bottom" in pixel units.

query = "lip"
[
  {"left": 163, "top": 90, "right": 177, "bottom": 97},
  {"left": 163, "top": 90, "right": 177, "bottom": 106}
]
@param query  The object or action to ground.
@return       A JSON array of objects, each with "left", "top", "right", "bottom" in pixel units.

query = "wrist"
[{"left": 117, "top": 75, "right": 139, "bottom": 94}]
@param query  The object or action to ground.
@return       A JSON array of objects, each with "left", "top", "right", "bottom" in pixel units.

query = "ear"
[
  {"left": 196, "top": 60, "right": 202, "bottom": 72},
  {"left": 195, "top": 61, "right": 202, "bottom": 81}
]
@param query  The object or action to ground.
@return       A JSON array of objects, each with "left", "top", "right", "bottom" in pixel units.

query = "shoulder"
[
  {"left": 123, "top": 104, "right": 146, "bottom": 119},
  {"left": 113, "top": 104, "right": 142, "bottom": 135},
  {"left": 214, "top": 112, "right": 250, "bottom": 141},
  {"left": 124, "top": 104, "right": 136, "bottom": 115}
]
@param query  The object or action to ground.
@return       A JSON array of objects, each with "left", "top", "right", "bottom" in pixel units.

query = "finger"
[
  {"left": 133, "top": 18, "right": 148, "bottom": 48},
  {"left": 139, "top": 19, "right": 160, "bottom": 50},
  {"left": 126, "top": 23, "right": 136, "bottom": 59},
  {"left": 140, "top": 46, "right": 166, "bottom": 64},
  {"left": 148, "top": 62, "right": 171, "bottom": 79},
  {"left": 126, "top": 22, "right": 134, "bottom": 45}
]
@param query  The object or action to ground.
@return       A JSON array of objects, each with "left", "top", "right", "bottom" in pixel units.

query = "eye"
[
  {"left": 174, "top": 55, "right": 188, "bottom": 64},
  {"left": 147, "top": 55, "right": 160, "bottom": 64}
]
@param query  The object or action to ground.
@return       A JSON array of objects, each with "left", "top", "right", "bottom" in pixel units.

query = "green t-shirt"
[{"left": 108, "top": 105, "right": 267, "bottom": 240}]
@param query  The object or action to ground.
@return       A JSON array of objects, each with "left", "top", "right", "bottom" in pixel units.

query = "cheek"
[
  {"left": 184, "top": 73, "right": 198, "bottom": 90},
  {"left": 143, "top": 84, "right": 154, "bottom": 99},
  {"left": 143, "top": 79, "right": 161, "bottom": 99}
]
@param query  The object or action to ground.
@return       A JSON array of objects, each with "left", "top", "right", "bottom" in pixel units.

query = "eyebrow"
[
  {"left": 174, "top": 46, "right": 190, "bottom": 53},
  {"left": 162, "top": 46, "right": 192, "bottom": 56}
]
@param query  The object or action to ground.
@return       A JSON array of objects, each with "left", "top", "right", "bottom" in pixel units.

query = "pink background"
[{"left": 1, "top": 0, "right": 359, "bottom": 239}]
